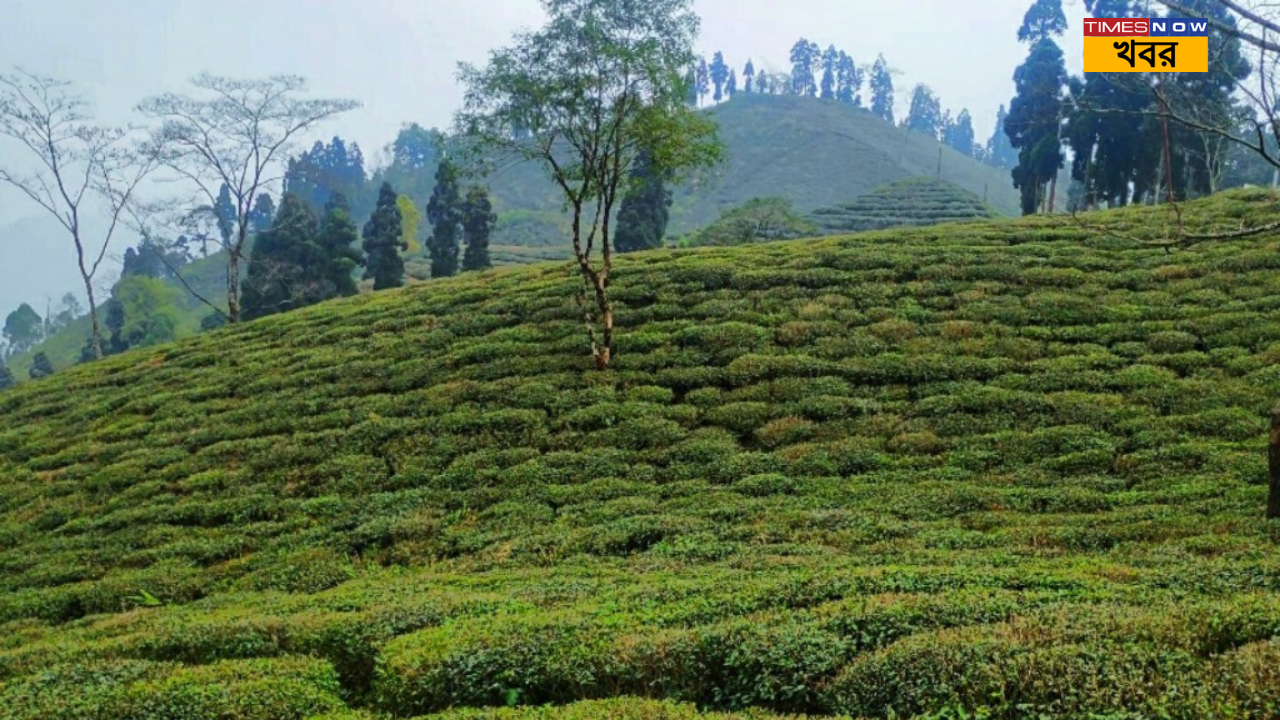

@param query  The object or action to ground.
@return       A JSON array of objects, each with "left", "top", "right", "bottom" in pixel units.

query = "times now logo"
[{"left": 1083, "top": 18, "right": 1210, "bottom": 36}]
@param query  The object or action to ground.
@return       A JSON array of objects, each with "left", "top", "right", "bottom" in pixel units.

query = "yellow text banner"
[{"left": 1084, "top": 36, "right": 1208, "bottom": 72}]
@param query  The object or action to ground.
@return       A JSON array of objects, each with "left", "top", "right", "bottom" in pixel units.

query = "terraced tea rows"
[{"left": 3, "top": 190, "right": 1280, "bottom": 718}]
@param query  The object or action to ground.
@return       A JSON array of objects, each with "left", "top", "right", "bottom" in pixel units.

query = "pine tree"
[
  {"left": 836, "top": 51, "right": 861, "bottom": 105},
  {"left": 756, "top": 69, "right": 770, "bottom": 95},
  {"left": 317, "top": 192, "right": 364, "bottom": 298},
  {"left": 426, "top": 159, "right": 463, "bottom": 279},
  {"left": 363, "top": 183, "right": 407, "bottom": 290},
  {"left": 615, "top": 149, "right": 674, "bottom": 253},
  {"left": 944, "top": 108, "right": 977, "bottom": 157},
  {"left": 241, "top": 193, "right": 321, "bottom": 320},
  {"left": 695, "top": 57, "right": 710, "bottom": 106},
  {"left": 0, "top": 362, "right": 13, "bottom": 390},
  {"left": 1005, "top": 0, "right": 1069, "bottom": 214},
  {"left": 248, "top": 193, "right": 276, "bottom": 234},
  {"left": 105, "top": 298, "right": 127, "bottom": 354},
  {"left": 743, "top": 60, "right": 755, "bottom": 94},
  {"left": 820, "top": 45, "right": 838, "bottom": 101},
  {"left": 904, "top": 84, "right": 943, "bottom": 138},
  {"left": 29, "top": 352, "right": 53, "bottom": 379},
  {"left": 461, "top": 186, "right": 497, "bottom": 272},
  {"left": 213, "top": 183, "right": 235, "bottom": 257},
  {"left": 1019, "top": 0, "right": 1067, "bottom": 44},
  {"left": 726, "top": 69, "right": 737, "bottom": 98},
  {"left": 284, "top": 136, "right": 370, "bottom": 218},
  {"left": 789, "top": 39, "right": 819, "bottom": 97},
  {"left": 869, "top": 54, "right": 895, "bottom": 123},
  {"left": 1006, "top": 38, "right": 1067, "bottom": 214},
  {"left": 709, "top": 52, "right": 729, "bottom": 104},
  {"left": 987, "top": 104, "right": 1019, "bottom": 168}
]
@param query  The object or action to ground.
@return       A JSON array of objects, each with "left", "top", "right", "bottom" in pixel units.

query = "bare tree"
[
  {"left": 1147, "top": 1, "right": 1280, "bottom": 172},
  {"left": 0, "top": 69, "right": 159, "bottom": 359},
  {"left": 136, "top": 74, "right": 359, "bottom": 323}
]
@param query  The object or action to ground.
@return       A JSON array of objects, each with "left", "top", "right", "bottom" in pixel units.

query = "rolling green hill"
[
  {"left": 4, "top": 190, "right": 1280, "bottom": 719},
  {"left": 481, "top": 94, "right": 1021, "bottom": 247},
  {"left": 811, "top": 177, "right": 1000, "bottom": 234}
]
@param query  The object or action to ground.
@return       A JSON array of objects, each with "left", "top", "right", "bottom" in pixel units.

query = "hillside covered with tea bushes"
[
  {"left": 5, "top": 190, "right": 1280, "bottom": 718},
  {"left": 810, "top": 178, "right": 999, "bottom": 234}
]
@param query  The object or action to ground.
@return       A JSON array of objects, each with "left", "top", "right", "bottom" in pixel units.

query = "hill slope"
[
  {"left": 811, "top": 176, "right": 1000, "bottom": 233},
  {"left": 481, "top": 94, "right": 1020, "bottom": 248},
  {"left": 3, "top": 190, "right": 1280, "bottom": 718}
]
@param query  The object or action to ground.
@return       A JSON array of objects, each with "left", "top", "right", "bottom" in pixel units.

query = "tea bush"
[{"left": 2, "top": 190, "right": 1280, "bottom": 718}]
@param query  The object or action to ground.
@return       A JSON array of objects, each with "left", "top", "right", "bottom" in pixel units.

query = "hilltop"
[
  {"left": 3, "top": 190, "right": 1280, "bottom": 718},
  {"left": 480, "top": 94, "right": 1021, "bottom": 248},
  {"left": 810, "top": 177, "right": 1000, "bottom": 233}
]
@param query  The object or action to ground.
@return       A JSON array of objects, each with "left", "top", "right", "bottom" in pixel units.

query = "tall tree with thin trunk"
[
  {"left": 456, "top": 0, "right": 723, "bottom": 370},
  {"left": 870, "top": 54, "right": 896, "bottom": 123},
  {"left": 137, "top": 75, "right": 359, "bottom": 323},
  {"left": 0, "top": 70, "right": 159, "bottom": 359},
  {"left": 709, "top": 52, "right": 729, "bottom": 104}
]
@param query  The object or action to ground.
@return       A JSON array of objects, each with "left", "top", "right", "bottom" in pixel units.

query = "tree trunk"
[
  {"left": 594, "top": 273, "right": 613, "bottom": 370},
  {"left": 1269, "top": 404, "right": 1280, "bottom": 520},
  {"left": 1047, "top": 174, "right": 1058, "bottom": 214},
  {"left": 227, "top": 250, "right": 241, "bottom": 323},
  {"left": 82, "top": 273, "right": 102, "bottom": 360}
]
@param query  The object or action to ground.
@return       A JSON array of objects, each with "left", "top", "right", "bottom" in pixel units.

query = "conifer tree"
[
  {"left": 317, "top": 192, "right": 364, "bottom": 298},
  {"left": 820, "top": 45, "right": 838, "bottom": 100},
  {"left": 709, "top": 52, "right": 729, "bottom": 103},
  {"left": 836, "top": 51, "right": 861, "bottom": 105},
  {"left": 870, "top": 54, "right": 895, "bottom": 123},
  {"left": 695, "top": 56, "right": 710, "bottom": 106},
  {"left": 242, "top": 193, "right": 321, "bottom": 320},
  {"left": 426, "top": 159, "right": 463, "bottom": 278},
  {"left": 987, "top": 104, "right": 1019, "bottom": 168},
  {"left": 944, "top": 108, "right": 977, "bottom": 157},
  {"left": 789, "top": 39, "right": 820, "bottom": 97},
  {"left": 743, "top": 60, "right": 755, "bottom": 94},
  {"left": 362, "top": 182, "right": 407, "bottom": 289},
  {"left": 461, "top": 186, "right": 497, "bottom": 272},
  {"left": 905, "top": 84, "right": 944, "bottom": 139},
  {"left": 726, "top": 69, "right": 737, "bottom": 98},
  {"left": 213, "top": 183, "right": 235, "bottom": 257},
  {"left": 615, "top": 149, "right": 674, "bottom": 253},
  {"left": 1006, "top": 0, "right": 1068, "bottom": 214},
  {"left": 248, "top": 193, "right": 276, "bottom": 234}
]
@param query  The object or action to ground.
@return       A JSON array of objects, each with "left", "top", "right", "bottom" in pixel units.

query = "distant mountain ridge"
[{"left": 479, "top": 93, "right": 1019, "bottom": 247}]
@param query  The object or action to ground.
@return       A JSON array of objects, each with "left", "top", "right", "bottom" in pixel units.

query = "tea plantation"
[
  {"left": 5, "top": 189, "right": 1280, "bottom": 719},
  {"left": 810, "top": 178, "right": 999, "bottom": 234}
]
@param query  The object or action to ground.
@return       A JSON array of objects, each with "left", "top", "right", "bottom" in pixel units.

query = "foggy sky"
[{"left": 0, "top": 0, "right": 1089, "bottom": 312}]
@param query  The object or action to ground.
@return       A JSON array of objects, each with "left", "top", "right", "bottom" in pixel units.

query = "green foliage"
[
  {"left": 683, "top": 197, "right": 817, "bottom": 247},
  {"left": 2, "top": 191, "right": 1280, "bottom": 717},
  {"left": 363, "top": 183, "right": 408, "bottom": 290},
  {"left": 461, "top": 185, "right": 496, "bottom": 272},
  {"left": 112, "top": 275, "right": 191, "bottom": 350},
  {"left": 811, "top": 177, "right": 998, "bottom": 234},
  {"left": 3, "top": 303, "right": 44, "bottom": 357},
  {"left": 317, "top": 193, "right": 366, "bottom": 298},
  {"left": 27, "top": 351, "right": 53, "bottom": 379},
  {"left": 428, "top": 159, "right": 464, "bottom": 278},
  {"left": 615, "top": 150, "right": 674, "bottom": 253}
]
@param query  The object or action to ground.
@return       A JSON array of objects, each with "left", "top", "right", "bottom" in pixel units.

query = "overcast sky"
[{"left": 0, "top": 0, "right": 1090, "bottom": 311}]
